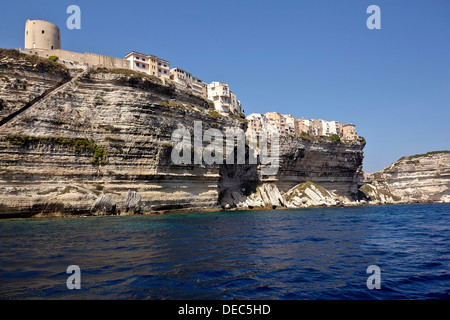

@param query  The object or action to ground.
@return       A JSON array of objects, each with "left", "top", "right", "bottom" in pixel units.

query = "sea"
[{"left": 0, "top": 203, "right": 449, "bottom": 300}]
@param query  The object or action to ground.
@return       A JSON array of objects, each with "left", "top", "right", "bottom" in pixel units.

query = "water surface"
[{"left": 0, "top": 204, "right": 449, "bottom": 299}]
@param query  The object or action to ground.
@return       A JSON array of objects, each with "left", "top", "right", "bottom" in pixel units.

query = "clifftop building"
[
  {"left": 23, "top": 19, "right": 129, "bottom": 70},
  {"left": 207, "top": 82, "right": 243, "bottom": 115},
  {"left": 25, "top": 19, "right": 61, "bottom": 51},
  {"left": 247, "top": 112, "right": 359, "bottom": 141},
  {"left": 124, "top": 51, "right": 170, "bottom": 80},
  {"left": 169, "top": 67, "right": 207, "bottom": 98},
  {"left": 21, "top": 19, "right": 242, "bottom": 115}
]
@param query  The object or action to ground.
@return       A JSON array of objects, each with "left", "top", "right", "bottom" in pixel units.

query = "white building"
[
  {"left": 170, "top": 67, "right": 192, "bottom": 89},
  {"left": 324, "top": 120, "right": 338, "bottom": 136},
  {"left": 157, "top": 58, "right": 170, "bottom": 80},
  {"left": 124, "top": 51, "right": 170, "bottom": 79},
  {"left": 191, "top": 76, "right": 206, "bottom": 97},
  {"left": 282, "top": 114, "right": 296, "bottom": 136},
  {"left": 246, "top": 113, "right": 266, "bottom": 135},
  {"left": 125, "top": 51, "right": 152, "bottom": 74},
  {"left": 169, "top": 68, "right": 207, "bottom": 98},
  {"left": 207, "top": 81, "right": 243, "bottom": 115}
]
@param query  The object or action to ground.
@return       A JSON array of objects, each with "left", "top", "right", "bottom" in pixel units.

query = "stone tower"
[{"left": 24, "top": 19, "right": 61, "bottom": 51}]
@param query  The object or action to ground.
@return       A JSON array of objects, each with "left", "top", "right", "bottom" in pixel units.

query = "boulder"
[
  {"left": 125, "top": 190, "right": 141, "bottom": 214},
  {"left": 91, "top": 195, "right": 115, "bottom": 215}
]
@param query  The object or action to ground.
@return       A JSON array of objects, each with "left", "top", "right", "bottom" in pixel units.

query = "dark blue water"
[{"left": 0, "top": 203, "right": 449, "bottom": 300}]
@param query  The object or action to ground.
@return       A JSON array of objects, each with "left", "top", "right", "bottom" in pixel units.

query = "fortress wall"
[{"left": 23, "top": 49, "right": 130, "bottom": 70}]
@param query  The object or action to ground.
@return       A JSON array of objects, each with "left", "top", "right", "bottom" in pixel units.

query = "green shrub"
[
  {"left": 4, "top": 135, "right": 107, "bottom": 165},
  {"left": 156, "top": 100, "right": 185, "bottom": 109},
  {"left": 91, "top": 67, "right": 162, "bottom": 84},
  {"left": 49, "top": 56, "right": 59, "bottom": 62},
  {"left": 359, "top": 136, "right": 366, "bottom": 147},
  {"left": 0, "top": 49, "right": 68, "bottom": 73},
  {"left": 330, "top": 134, "right": 341, "bottom": 143},
  {"left": 300, "top": 131, "right": 307, "bottom": 140},
  {"left": 208, "top": 108, "right": 221, "bottom": 119},
  {"left": 238, "top": 112, "right": 245, "bottom": 119}
]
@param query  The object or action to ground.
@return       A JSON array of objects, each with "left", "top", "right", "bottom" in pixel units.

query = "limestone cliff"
[
  {"left": 361, "top": 151, "right": 450, "bottom": 204},
  {"left": 219, "top": 138, "right": 365, "bottom": 209},
  {"left": 0, "top": 50, "right": 366, "bottom": 217}
]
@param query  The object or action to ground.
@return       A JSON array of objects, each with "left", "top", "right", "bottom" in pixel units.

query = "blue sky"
[{"left": 1, "top": 0, "right": 449, "bottom": 173}]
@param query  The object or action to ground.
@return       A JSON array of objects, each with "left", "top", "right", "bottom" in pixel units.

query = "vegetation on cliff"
[
  {"left": 283, "top": 132, "right": 364, "bottom": 146},
  {"left": 398, "top": 150, "right": 450, "bottom": 161},
  {"left": 4, "top": 135, "right": 107, "bottom": 165},
  {"left": 0, "top": 49, "right": 68, "bottom": 74}
]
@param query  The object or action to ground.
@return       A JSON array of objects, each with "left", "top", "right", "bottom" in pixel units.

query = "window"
[
  {"left": 142, "top": 58, "right": 145, "bottom": 62},
  {"left": 42, "top": 30, "right": 45, "bottom": 34},
  {"left": 136, "top": 62, "right": 140, "bottom": 67},
  {"left": 164, "top": 70, "right": 167, "bottom": 74},
  {"left": 158, "top": 69, "right": 161, "bottom": 72},
  {"left": 158, "top": 62, "right": 161, "bottom": 65}
]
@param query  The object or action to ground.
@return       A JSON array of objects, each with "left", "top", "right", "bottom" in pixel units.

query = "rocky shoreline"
[{"left": 4, "top": 198, "right": 448, "bottom": 220}]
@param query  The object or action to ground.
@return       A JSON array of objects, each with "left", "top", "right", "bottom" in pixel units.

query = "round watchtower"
[{"left": 24, "top": 19, "right": 61, "bottom": 51}]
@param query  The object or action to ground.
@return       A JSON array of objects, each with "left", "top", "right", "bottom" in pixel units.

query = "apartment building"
[
  {"left": 264, "top": 112, "right": 282, "bottom": 123},
  {"left": 230, "top": 91, "right": 243, "bottom": 114},
  {"left": 309, "top": 119, "right": 323, "bottom": 136},
  {"left": 246, "top": 113, "right": 358, "bottom": 141},
  {"left": 170, "top": 67, "right": 192, "bottom": 89},
  {"left": 192, "top": 76, "right": 205, "bottom": 97},
  {"left": 124, "top": 51, "right": 170, "bottom": 79},
  {"left": 328, "top": 120, "right": 341, "bottom": 136},
  {"left": 342, "top": 124, "right": 358, "bottom": 140},
  {"left": 157, "top": 58, "right": 170, "bottom": 79},
  {"left": 246, "top": 113, "right": 266, "bottom": 135},
  {"left": 283, "top": 114, "right": 296, "bottom": 136},
  {"left": 207, "top": 81, "right": 242, "bottom": 114},
  {"left": 295, "top": 118, "right": 311, "bottom": 135},
  {"left": 170, "top": 68, "right": 207, "bottom": 98},
  {"left": 310, "top": 119, "right": 340, "bottom": 137}
]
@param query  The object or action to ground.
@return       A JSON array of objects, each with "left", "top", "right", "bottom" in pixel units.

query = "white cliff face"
[
  {"left": 283, "top": 181, "right": 340, "bottom": 208},
  {"left": 225, "top": 181, "right": 346, "bottom": 210},
  {"left": 0, "top": 51, "right": 367, "bottom": 217},
  {"left": 363, "top": 151, "right": 450, "bottom": 204},
  {"left": 0, "top": 49, "right": 70, "bottom": 121},
  {"left": 0, "top": 56, "right": 245, "bottom": 217},
  {"left": 220, "top": 184, "right": 284, "bottom": 209},
  {"left": 358, "top": 183, "right": 401, "bottom": 204}
]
